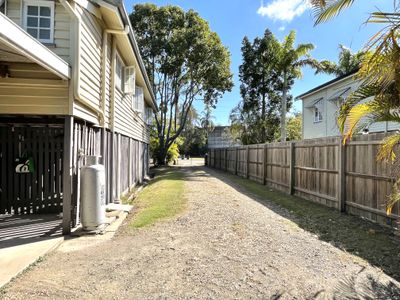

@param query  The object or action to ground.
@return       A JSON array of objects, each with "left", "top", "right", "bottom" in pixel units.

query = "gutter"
[
  {"left": 295, "top": 70, "right": 358, "bottom": 100},
  {"left": 117, "top": 3, "right": 157, "bottom": 111},
  {"left": 60, "top": 0, "right": 104, "bottom": 124}
]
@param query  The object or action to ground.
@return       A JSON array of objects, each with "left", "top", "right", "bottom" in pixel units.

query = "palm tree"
[
  {"left": 276, "top": 31, "right": 321, "bottom": 141},
  {"left": 200, "top": 105, "right": 215, "bottom": 135},
  {"left": 311, "top": 0, "right": 400, "bottom": 213},
  {"left": 318, "top": 44, "right": 365, "bottom": 76}
]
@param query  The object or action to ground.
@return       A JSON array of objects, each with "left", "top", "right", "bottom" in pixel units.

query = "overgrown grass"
[
  {"left": 218, "top": 171, "right": 400, "bottom": 281},
  {"left": 129, "top": 168, "right": 186, "bottom": 228}
]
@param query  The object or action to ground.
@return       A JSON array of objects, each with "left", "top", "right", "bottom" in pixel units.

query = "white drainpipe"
[
  {"left": 60, "top": 0, "right": 104, "bottom": 125},
  {"left": 101, "top": 25, "right": 129, "bottom": 127}
]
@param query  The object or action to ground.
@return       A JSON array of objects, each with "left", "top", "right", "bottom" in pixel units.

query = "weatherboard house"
[
  {"left": 0, "top": 0, "right": 157, "bottom": 233},
  {"left": 297, "top": 70, "right": 399, "bottom": 139}
]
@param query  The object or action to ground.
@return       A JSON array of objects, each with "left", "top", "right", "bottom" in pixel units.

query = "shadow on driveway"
[
  {"left": 0, "top": 214, "right": 62, "bottom": 249},
  {"left": 191, "top": 166, "right": 400, "bottom": 283}
]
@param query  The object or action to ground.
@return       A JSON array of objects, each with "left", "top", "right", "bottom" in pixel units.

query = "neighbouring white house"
[
  {"left": 208, "top": 126, "right": 241, "bottom": 149},
  {"left": 296, "top": 71, "right": 399, "bottom": 139}
]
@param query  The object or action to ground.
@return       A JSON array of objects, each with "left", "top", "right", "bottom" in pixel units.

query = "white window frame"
[
  {"left": 124, "top": 66, "right": 136, "bottom": 95},
  {"left": 23, "top": 0, "right": 54, "bottom": 44},
  {"left": 133, "top": 86, "right": 144, "bottom": 116},
  {"left": 144, "top": 106, "right": 153, "bottom": 125},
  {"left": 314, "top": 106, "right": 323, "bottom": 123},
  {"left": 115, "top": 53, "right": 124, "bottom": 91}
]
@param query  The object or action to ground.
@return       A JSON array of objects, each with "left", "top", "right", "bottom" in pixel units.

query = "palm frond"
[
  {"left": 338, "top": 84, "right": 379, "bottom": 132},
  {"left": 341, "top": 102, "right": 375, "bottom": 143},
  {"left": 295, "top": 43, "right": 315, "bottom": 57},
  {"left": 377, "top": 133, "right": 400, "bottom": 162},
  {"left": 315, "top": 60, "right": 339, "bottom": 75},
  {"left": 387, "top": 178, "right": 400, "bottom": 215},
  {"left": 311, "top": 0, "right": 355, "bottom": 25}
]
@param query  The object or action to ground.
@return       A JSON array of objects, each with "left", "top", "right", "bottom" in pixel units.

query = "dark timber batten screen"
[{"left": 0, "top": 125, "right": 64, "bottom": 214}]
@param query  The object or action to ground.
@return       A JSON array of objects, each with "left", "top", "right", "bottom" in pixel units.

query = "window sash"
[
  {"left": 115, "top": 54, "right": 124, "bottom": 91},
  {"left": 133, "top": 86, "right": 144, "bottom": 114},
  {"left": 23, "top": 0, "right": 54, "bottom": 43},
  {"left": 314, "top": 107, "right": 323, "bottom": 122}
]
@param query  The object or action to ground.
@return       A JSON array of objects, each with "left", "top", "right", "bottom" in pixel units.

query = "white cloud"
[
  {"left": 279, "top": 26, "right": 285, "bottom": 31},
  {"left": 257, "top": 0, "right": 311, "bottom": 22}
]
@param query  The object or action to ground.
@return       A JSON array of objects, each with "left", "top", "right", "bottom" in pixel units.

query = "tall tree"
[
  {"left": 178, "top": 106, "right": 208, "bottom": 157},
  {"left": 275, "top": 31, "right": 320, "bottom": 141},
  {"left": 311, "top": 0, "right": 400, "bottom": 212},
  {"left": 130, "top": 4, "right": 233, "bottom": 164},
  {"left": 200, "top": 104, "right": 215, "bottom": 136},
  {"left": 232, "top": 30, "right": 284, "bottom": 144}
]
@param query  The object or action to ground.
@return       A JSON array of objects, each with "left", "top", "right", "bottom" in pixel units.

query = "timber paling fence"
[{"left": 207, "top": 133, "right": 399, "bottom": 228}]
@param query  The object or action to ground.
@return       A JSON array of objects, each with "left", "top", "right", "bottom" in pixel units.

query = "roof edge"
[
  {"left": 296, "top": 69, "right": 359, "bottom": 100},
  {"left": 117, "top": 3, "right": 158, "bottom": 111}
]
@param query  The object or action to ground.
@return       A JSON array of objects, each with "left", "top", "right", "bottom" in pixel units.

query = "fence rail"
[{"left": 208, "top": 133, "right": 399, "bottom": 227}]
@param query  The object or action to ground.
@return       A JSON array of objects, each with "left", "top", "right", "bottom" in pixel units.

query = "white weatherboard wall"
[
  {"left": 3, "top": 0, "right": 152, "bottom": 143},
  {"left": 301, "top": 76, "right": 399, "bottom": 139},
  {"left": 73, "top": 3, "right": 151, "bottom": 143}
]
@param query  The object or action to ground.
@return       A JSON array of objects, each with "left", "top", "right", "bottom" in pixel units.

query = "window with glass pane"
[
  {"left": 24, "top": 1, "right": 54, "bottom": 43},
  {"left": 314, "top": 107, "right": 323, "bottom": 122},
  {"left": 115, "top": 55, "right": 124, "bottom": 90}
]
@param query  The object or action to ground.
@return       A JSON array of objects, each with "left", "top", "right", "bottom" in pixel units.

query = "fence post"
[
  {"left": 246, "top": 146, "right": 250, "bottom": 179},
  {"left": 263, "top": 144, "right": 267, "bottom": 185},
  {"left": 289, "top": 142, "right": 295, "bottom": 195},
  {"left": 225, "top": 148, "right": 228, "bottom": 171},
  {"left": 235, "top": 147, "right": 238, "bottom": 175},
  {"left": 62, "top": 116, "right": 73, "bottom": 235},
  {"left": 337, "top": 139, "right": 346, "bottom": 212}
]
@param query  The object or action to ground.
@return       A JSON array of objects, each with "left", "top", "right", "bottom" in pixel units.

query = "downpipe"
[{"left": 60, "top": 0, "right": 104, "bottom": 125}]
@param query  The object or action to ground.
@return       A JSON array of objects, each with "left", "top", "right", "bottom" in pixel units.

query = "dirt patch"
[{"left": 2, "top": 166, "right": 400, "bottom": 299}]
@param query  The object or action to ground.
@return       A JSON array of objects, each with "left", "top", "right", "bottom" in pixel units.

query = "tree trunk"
[
  {"left": 156, "top": 145, "right": 167, "bottom": 166},
  {"left": 281, "top": 74, "right": 287, "bottom": 142},
  {"left": 261, "top": 92, "right": 266, "bottom": 143}
]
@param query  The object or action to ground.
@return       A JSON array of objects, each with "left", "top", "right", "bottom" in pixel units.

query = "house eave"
[
  {"left": 296, "top": 70, "right": 358, "bottom": 101},
  {"left": 0, "top": 13, "right": 70, "bottom": 80}
]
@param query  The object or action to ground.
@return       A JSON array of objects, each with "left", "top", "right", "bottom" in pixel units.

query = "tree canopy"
[
  {"left": 130, "top": 4, "right": 233, "bottom": 164},
  {"left": 231, "top": 29, "right": 320, "bottom": 144},
  {"left": 230, "top": 30, "right": 291, "bottom": 144}
]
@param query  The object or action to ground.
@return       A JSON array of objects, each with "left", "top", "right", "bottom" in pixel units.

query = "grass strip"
[{"left": 129, "top": 168, "right": 186, "bottom": 228}]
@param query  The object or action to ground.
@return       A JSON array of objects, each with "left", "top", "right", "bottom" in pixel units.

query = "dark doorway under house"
[{"left": 0, "top": 121, "right": 64, "bottom": 216}]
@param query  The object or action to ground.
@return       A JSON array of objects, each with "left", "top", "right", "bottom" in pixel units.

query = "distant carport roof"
[{"left": 0, "top": 13, "right": 70, "bottom": 80}]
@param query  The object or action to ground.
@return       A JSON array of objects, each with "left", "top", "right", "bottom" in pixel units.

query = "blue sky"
[{"left": 126, "top": 0, "right": 392, "bottom": 125}]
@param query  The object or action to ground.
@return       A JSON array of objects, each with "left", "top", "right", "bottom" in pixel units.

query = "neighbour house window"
[
  {"left": 23, "top": 0, "right": 54, "bottom": 43},
  {"left": 313, "top": 99, "right": 323, "bottom": 123},
  {"left": 115, "top": 54, "right": 124, "bottom": 91}
]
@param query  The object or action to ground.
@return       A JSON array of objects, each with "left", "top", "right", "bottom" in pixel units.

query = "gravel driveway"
[{"left": 2, "top": 165, "right": 400, "bottom": 299}]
